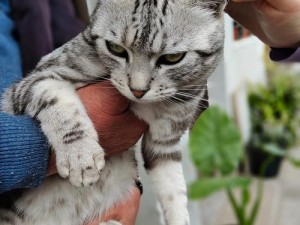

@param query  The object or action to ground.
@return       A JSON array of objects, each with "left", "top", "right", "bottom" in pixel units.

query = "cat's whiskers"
[
  {"left": 162, "top": 98, "right": 186, "bottom": 111},
  {"left": 180, "top": 84, "right": 207, "bottom": 88},
  {"left": 175, "top": 92, "right": 197, "bottom": 98},
  {"left": 170, "top": 95, "right": 185, "bottom": 103},
  {"left": 175, "top": 92, "right": 209, "bottom": 102},
  {"left": 172, "top": 92, "right": 209, "bottom": 111},
  {"left": 177, "top": 88, "right": 207, "bottom": 91}
]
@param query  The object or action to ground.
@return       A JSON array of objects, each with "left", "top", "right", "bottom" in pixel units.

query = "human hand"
[
  {"left": 47, "top": 82, "right": 144, "bottom": 224},
  {"left": 47, "top": 82, "right": 147, "bottom": 175},
  {"left": 85, "top": 187, "right": 141, "bottom": 225},
  {"left": 77, "top": 82, "right": 147, "bottom": 155},
  {"left": 226, "top": 0, "right": 300, "bottom": 48}
]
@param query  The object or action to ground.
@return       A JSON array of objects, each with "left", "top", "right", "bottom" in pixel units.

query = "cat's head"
[{"left": 89, "top": 0, "right": 227, "bottom": 103}]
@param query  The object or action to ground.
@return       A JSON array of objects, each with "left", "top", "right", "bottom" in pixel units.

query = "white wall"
[{"left": 209, "top": 15, "right": 266, "bottom": 142}]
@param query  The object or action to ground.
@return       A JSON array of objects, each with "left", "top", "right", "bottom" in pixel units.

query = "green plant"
[
  {"left": 189, "top": 106, "right": 260, "bottom": 225},
  {"left": 189, "top": 105, "right": 300, "bottom": 225},
  {"left": 248, "top": 75, "right": 300, "bottom": 168}
]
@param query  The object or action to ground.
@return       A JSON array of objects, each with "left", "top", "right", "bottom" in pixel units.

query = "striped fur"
[{"left": 0, "top": 0, "right": 226, "bottom": 224}]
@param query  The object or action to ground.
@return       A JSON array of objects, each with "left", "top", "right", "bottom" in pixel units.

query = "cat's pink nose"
[{"left": 130, "top": 89, "right": 148, "bottom": 99}]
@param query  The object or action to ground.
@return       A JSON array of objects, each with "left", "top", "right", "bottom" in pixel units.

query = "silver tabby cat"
[{"left": 0, "top": 0, "right": 226, "bottom": 224}]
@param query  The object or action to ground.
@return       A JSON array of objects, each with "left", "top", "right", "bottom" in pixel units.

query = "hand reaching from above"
[{"left": 226, "top": 0, "right": 300, "bottom": 48}]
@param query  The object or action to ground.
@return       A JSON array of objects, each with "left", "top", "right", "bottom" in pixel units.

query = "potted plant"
[
  {"left": 189, "top": 106, "right": 258, "bottom": 225},
  {"left": 247, "top": 75, "right": 300, "bottom": 177},
  {"left": 188, "top": 106, "right": 300, "bottom": 225}
]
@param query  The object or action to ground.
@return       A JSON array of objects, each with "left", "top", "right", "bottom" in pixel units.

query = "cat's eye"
[
  {"left": 106, "top": 41, "right": 128, "bottom": 59},
  {"left": 157, "top": 53, "right": 186, "bottom": 65}
]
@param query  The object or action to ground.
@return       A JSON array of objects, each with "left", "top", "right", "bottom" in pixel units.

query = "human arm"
[{"left": 0, "top": 113, "right": 50, "bottom": 193}]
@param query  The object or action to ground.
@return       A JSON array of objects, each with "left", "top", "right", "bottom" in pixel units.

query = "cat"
[{"left": 0, "top": 0, "right": 226, "bottom": 224}]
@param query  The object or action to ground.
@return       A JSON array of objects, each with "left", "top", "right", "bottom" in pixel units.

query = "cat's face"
[{"left": 90, "top": 0, "right": 226, "bottom": 103}]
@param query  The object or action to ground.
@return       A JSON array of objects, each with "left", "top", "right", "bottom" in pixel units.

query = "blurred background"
[{"left": 187, "top": 13, "right": 300, "bottom": 225}]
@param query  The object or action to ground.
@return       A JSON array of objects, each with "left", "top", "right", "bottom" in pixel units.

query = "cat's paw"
[{"left": 56, "top": 139, "right": 105, "bottom": 187}]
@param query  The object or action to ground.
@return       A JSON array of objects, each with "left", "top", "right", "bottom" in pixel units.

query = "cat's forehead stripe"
[
  {"left": 129, "top": 0, "right": 171, "bottom": 51},
  {"left": 132, "top": 0, "right": 170, "bottom": 15}
]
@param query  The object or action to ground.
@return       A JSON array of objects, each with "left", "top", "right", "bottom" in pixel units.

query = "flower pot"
[{"left": 246, "top": 145, "right": 283, "bottom": 178}]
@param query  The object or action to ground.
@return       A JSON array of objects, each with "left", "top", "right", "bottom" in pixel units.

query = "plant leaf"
[
  {"left": 263, "top": 144, "right": 300, "bottom": 168},
  {"left": 188, "top": 177, "right": 251, "bottom": 200},
  {"left": 287, "top": 157, "right": 300, "bottom": 168},
  {"left": 189, "top": 106, "right": 243, "bottom": 176},
  {"left": 242, "top": 187, "right": 250, "bottom": 206},
  {"left": 262, "top": 143, "right": 286, "bottom": 157}
]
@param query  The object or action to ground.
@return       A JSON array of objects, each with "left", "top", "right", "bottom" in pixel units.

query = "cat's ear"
[{"left": 200, "top": 0, "right": 228, "bottom": 16}]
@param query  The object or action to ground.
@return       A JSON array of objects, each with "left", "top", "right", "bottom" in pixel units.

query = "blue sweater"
[{"left": 0, "top": 0, "right": 49, "bottom": 194}]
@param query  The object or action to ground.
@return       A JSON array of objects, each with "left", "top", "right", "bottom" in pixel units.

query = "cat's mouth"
[
  {"left": 110, "top": 79, "right": 178, "bottom": 104},
  {"left": 126, "top": 96, "right": 159, "bottom": 104},
  {"left": 120, "top": 91, "right": 168, "bottom": 104}
]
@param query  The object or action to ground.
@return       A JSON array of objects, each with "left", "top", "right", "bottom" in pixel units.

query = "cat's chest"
[
  {"left": 130, "top": 102, "right": 180, "bottom": 124},
  {"left": 130, "top": 103, "right": 157, "bottom": 124},
  {"left": 130, "top": 102, "right": 195, "bottom": 137},
  {"left": 131, "top": 102, "right": 195, "bottom": 122}
]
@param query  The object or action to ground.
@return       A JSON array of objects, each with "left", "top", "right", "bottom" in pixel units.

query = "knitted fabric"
[{"left": 0, "top": 0, "right": 49, "bottom": 194}]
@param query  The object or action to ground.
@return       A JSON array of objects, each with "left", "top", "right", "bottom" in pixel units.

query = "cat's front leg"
[
  {"left": 142, "top": 131, "right": 190, "bottom": 225},
  {"left": 1, "top": 73, "right": 105, "bottom": 187}
]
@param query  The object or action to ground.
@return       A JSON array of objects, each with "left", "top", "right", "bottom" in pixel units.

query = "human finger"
[
  {"left": 97, "top": 110, "right": 148, "bottom": 156},
  {"left": 100, "top": 187, "right": 141, "bottom": 225},
  {"left": 77, "top": 82, "right": 129, "bottom": 116}
]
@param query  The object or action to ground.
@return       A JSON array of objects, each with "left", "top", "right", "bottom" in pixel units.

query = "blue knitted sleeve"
[
  {"left": 0, "top": 113, "right": 49, "bottom": 193},
  {"left": 0, "top": 0, "right": 49, "bottom": 194}
]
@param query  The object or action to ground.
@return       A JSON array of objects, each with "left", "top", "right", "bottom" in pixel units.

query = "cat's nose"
[{"left": 130, "top": 88, "right": 149, "bottom": 99}]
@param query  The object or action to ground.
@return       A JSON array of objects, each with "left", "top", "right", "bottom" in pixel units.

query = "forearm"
[{"left": 0, "top": 112, "right": 49, "bottom": 194}]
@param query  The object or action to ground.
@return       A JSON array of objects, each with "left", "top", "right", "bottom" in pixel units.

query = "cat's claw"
[{"left": 56, "top": 139, "right": 105, "bottom": 187}]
